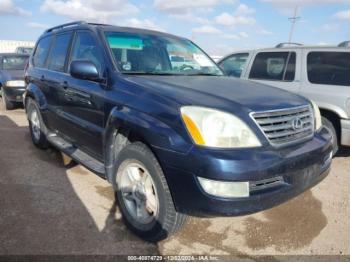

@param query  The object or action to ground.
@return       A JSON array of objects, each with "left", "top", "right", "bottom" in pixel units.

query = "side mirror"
[{"left": 70, "top": 60, "right": 102, "bottom": 82}]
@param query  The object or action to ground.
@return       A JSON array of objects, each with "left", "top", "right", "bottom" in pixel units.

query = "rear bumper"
[
  {"left": 2, "top": 86, "right": 25, "bottom": 102},
  {"left": 341, "top": 119, "right": 350, "bottom": 146},
  {"left": 154, "top": 127, "right": 333, "bottom": 217}
]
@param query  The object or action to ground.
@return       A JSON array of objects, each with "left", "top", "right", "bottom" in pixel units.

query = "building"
[{"left": 0, "top": 40, "right": 35, "bottom": 53}]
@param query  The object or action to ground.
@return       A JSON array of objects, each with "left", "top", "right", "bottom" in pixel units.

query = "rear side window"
[
  {"left": 47, "top": 33, "right": 72, "bottom": 72},
  {"left": 249, "top": 52, "right": 296, "bottom": 81},
  {"left": 307, "top": 52, "right": 350, "bottom": 86},
  {"left": 33, "top": 36, "right": 52, "bottom": 68},
  {"left": 219, "top": 53, "right": 249, "bottom": 77}
]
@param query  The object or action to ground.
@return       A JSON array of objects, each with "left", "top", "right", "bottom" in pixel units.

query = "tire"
[
  {"left": 1, "top": 89, "right": 15, "bottom": 110},
  {"left": 26, "top": 98, "right": 49, "bottom": 149},
  {"left": 322, "top": 116, "right": 339, "bottom": 155},
  {"left": 114, "top": 142, "right": 187, "bottom": 242}
]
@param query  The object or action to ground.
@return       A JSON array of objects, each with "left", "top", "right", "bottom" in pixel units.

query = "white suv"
[{"left": 218, "top": 42, "right": 350, "bottom": 154}]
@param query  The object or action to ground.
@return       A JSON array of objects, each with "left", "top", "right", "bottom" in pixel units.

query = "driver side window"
[{"left": 70, "top": 31, "right": 102, "bottom": 72}]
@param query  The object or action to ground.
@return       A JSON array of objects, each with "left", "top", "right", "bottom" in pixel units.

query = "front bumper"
[
  {"left": 154, "top": 127, "right": 333, "bottom": 217},
  {"left": 341, "top": 119, "right": 350, "bottom": 146},
  {"left": 2, "top": 86, "right": 26, "bottom": 102}
]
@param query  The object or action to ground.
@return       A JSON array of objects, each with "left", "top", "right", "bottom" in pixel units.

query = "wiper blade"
[
  {"left": 122, "top": 71, "right": 178, "bottom": 75},
  {"left": 185, "top": 73, "right": 221, "bottom": 76}
]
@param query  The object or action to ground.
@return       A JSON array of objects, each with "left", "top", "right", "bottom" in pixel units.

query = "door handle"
[{"left": 60, "top": 81, "right": 68, "bottom": 89}]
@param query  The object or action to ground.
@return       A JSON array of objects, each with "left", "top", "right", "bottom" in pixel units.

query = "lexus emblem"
[{"left": 291, "top": 117, "right": 303, "bottom": 130}]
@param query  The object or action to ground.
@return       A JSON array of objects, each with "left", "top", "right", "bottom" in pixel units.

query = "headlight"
[
  {"left": 181, "top": 106, "right": 261, "bottom": 148},
  {"left": 5, "top": 80, "right": 25, "bottom": 87},
  {"left": 310, "top": 100, "right": 322, "bottom": 130},
  {"left": 198, "top": 177, "right": 249, "bottom": 198}
]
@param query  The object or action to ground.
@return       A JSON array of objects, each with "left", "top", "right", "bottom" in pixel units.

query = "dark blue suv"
[{"left": 24, "top": 21, "right": 333, "bottom": 241}]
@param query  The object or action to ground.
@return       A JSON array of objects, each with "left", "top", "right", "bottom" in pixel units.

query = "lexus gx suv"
[{"left": 24, "top": 22, "right": 332, "bottom": 241}]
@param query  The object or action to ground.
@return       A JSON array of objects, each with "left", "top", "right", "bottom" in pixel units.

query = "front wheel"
[{"left": 114, "top": 142, "right": 187, "bottom": 242}]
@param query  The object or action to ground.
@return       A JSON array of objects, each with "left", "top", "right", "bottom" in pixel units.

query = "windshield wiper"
[
  {"left": 185, "top": 72, "right": 221, "bottom": 76},
  {"left": 122, "top": 71, "right": 178, "bottom": 75}
]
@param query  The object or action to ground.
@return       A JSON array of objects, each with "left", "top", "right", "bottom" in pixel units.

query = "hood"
[
  {"left": 125, "top": 75, "right": 309, "bottom": 113},
  {"left": 0, "top": 70, "right": 25, "bottom": 83}
]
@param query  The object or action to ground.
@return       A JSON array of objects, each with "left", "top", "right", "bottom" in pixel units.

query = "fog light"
[{"left": 198, "top": 177, "right": 249, "bottom": 198}]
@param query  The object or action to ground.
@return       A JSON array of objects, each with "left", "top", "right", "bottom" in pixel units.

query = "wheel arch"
[
  {"left": 24, "top": 83, "right": 48, "bottom": 112},
  {"left": 103, "top": 105, "right": 191, "bottom": 184}
]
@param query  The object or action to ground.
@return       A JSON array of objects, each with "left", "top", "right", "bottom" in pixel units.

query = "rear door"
[
  {"left": 44, "top": 31, "right": 74, "bottom": 133},
  {"left": 30, "top": 35, "right": 55, "bottom": 129},
  {"left": 58, "top": 30, "right": 106, "bottom": 160},
  {"left": 244, "top": 50, "right": 302, "bottom": 94},
  {"left": 300, "top": 50, "right": 350, "bottom": 119}
]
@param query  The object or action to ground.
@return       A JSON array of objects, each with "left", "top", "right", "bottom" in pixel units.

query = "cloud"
[
  {"left": 193, "top": 25, "right": 222, "bottom": 34},
  {"left": 257, "top": 29, "right": 273, "bottom": 35},
  {"left": 169, "top": 13, "right": 211, "bottom": 24},
  {"left": 333, "top": 10, "right": 350, "bottom": 20},
  {"left": 235, "top": 3, "right": 255, "bottom": 15},
  {"left": 317, "top": 23, "right": 339, "bottom": 32},
  {"left": 261, "top": 0, "right": 349, "bottom": 7},
  {"left": 215, "top": 4, "right": 256, "bottom": 26},
  {"left": 27, "top": 22, "right": 50, "bottom": 29},
  {"left": 0, "top": 0, "right": 31, "bottom": 16},
  {"left": 40, "top": 0, "right": 139, "bottom": 23},
  {"left": 122, "top": 18, "right": 165, "bottom": 32},
  {"left": 222, "top": 31, "right": 249, "bottom": 39},
  {"left": 260, "top": 0, "right": 350, "bottom": 14},
  {"left": 153, "top": 0, "right": 235, "bottom": 13}
]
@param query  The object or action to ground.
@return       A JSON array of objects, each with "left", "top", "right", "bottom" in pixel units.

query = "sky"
[{"left": 0, "top": 0, "right": 350, "bottom": 55}]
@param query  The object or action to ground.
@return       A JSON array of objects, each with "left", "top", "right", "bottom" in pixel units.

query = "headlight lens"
[
  {"left": 181, "top": 106, "right": 261, "bottom": 148},
  {"left": 311, "top": 100, "right": 322, "bottom": 130},
  {"left": 5, "top": 80, "right": 25, "bottom": 87},
  {"left": 198, "top": 177, "right": 249, "bottom": 198}
]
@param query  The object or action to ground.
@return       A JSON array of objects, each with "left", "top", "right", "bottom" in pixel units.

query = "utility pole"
[{"left": 288, "top": 6, "right": 301, "bottom": 43}]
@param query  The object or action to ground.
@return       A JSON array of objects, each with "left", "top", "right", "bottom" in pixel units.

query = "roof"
[
  {"left": 41, "top": 21, "right": 186, "bottom": 41},
  {"left": 219, "top": 45, "right": 350, "bottom": 61}
]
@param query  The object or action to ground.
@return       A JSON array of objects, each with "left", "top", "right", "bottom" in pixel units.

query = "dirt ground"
[{"left": 0, "top": 106, "right": 349, "bottom": 257}]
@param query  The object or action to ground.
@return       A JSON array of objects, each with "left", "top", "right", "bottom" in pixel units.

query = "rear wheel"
[
  {"left": 114, "top": 142, "right": 187, "bottom": 242},
  {"left": 322, "top": 116, "right": 339, "bottom": 155},
  {"left": 26, "top": 98, "right": 49, "bottom": 149},
  {"left": 1, "top": 89, "right": 14, "bottom": 110}
]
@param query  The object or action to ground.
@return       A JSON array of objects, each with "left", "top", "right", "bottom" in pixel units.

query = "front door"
[
  {"left": 243, "top": 50, "right": 302, "bottom": 94},
  {"left": 58, "top": 30, "right": 106, "bottom": 160}
]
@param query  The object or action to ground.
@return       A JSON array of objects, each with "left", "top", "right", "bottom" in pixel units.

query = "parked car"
[
  {"left": 15, "top": 46, "right": 34, "bottom": 55},
  {"left": 24, "top": 22, "right": 332, "bottom": 242},
  {"left": 218, "top": 42, "right": 350, "bottom": 154},
  {"left": 0, "top": 53, "right": 29, "bottom": 110}
]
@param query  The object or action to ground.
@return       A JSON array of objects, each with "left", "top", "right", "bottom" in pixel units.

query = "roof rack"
[
  {"left": 275, "top": 42, "right": 303, "bottom": 48},
  {"left": 338, "top": 41, "right": 350, "bottom": 47},
  {"left": 45, "top": 21, "right": 86, "bottom": 33},
  {"left": 87, "top": 22, "right": 112, "bottom": 27}
]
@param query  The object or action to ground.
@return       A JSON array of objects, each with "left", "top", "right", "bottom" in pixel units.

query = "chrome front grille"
[{"left": 252, "top": 105, "right": 314, "bottom": 146}]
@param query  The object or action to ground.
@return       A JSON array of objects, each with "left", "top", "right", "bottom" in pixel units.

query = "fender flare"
[
  {"left": 24, "top": 83, "right": 48, "bottom": 111},
  {"left": 103, "top": 105, "right": 191, "bottom": 183}
]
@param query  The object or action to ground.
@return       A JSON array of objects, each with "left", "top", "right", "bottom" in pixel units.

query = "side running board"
[{"left": 46, "top": 133, "right": 105, "bottom": 177}]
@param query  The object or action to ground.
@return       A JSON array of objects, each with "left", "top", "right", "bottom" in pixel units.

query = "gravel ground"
[{"left": 0, "top": 106, "right": 349, "bottom": 257}]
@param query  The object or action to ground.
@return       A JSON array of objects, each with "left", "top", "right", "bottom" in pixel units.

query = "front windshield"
[
  {"left": 2, "top": 55, "right": 28, "bottom": 70},
  {"left": 105, "top": 31, "right": 223, "bottom": 76}
]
